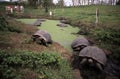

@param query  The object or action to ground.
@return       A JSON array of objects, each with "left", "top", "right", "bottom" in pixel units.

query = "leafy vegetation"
[
  {"left": 0, "top": 15, "right": 9, "bottom": 31},
  {"left": 0, "top": 14, "right": 22, "bottom": 33},
  {"left": 89, "top": 26, "right": 120, "bottom": 65},
  {"left": 91, "top": 26, "right": 120, "bottom": 45},
  {"left": 0, "top": 50, "right": 73, "bottom": 79}
]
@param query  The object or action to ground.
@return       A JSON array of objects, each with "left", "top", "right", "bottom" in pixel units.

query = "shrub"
[
  {"left": 0, "top": 50, "right": 73, "bottom": 79},
  {"left": 90, "top": 26, "right": 120, "bottom": 66},
  {"left": 0, "top": 15, "right": 9, "bottom": 31},
  {"left": 91, "top": 26, "right": 120, "bottom": 45},
  {"left": 0, "top": 14, "right": 22, "bottom": 33}
]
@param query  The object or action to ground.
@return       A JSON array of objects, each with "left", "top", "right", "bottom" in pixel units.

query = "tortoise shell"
[
  {"left": 32, "top": 30, "right": 52, "bottom": 43},
  {"left": 79, "top": 46, "right": 107, "bottom": 66},
  {"left": 71, "top": 37, "right": 90, "bottom": 49}
]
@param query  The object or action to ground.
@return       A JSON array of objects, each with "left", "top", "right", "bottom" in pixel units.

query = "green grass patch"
[
  {"left": 16, "top": 19, "right": 36, "bottom": 24},
  {"left": 23, "top": 5, "right": 120, "bottom": 26},
  {"left": 57, "top": 5, "right": 120, "bottom": 26}
]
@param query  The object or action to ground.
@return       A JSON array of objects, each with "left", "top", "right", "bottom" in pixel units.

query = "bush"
[
  {"left": 91, "top": 26, "right": 120, "bottom": 45},
  {"left": 0, "top": 14, "right": 22, "bottom": 33},
  {"left": 0, "top": 50, "right": 73, "bottom": 79},
  {"left": 90, "top": 26, "right": 120, "bottom": 66},
  {"left": 0, "top": 15, "right": 9, "bottom": 31}
]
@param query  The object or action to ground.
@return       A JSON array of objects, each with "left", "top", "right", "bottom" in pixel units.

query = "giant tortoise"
[
  {"left": 37, "top": 19, "right": 47, "bottom": 22},
  {"left": 33, "top": 19, "right": 41, "bottom": 26},
  {"left": 32, "top": 30, "right": 52, "bottom": 46},
  {"left": 71, "top": 37, "right": 90, "bottom": 52},
  {"left": 56, "top": 23, "right": 68, "bottom": 27},
  {"left": 79, "top": 46, "right": 107, "bottom": 70}
]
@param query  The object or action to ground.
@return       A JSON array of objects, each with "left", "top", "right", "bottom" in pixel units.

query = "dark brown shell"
[
  {"left": 71, "top": 37, "right": 90, "bottom": 49},
  {"left": 79, "top": 46, "right": 107, "bottom": 65},
  {"left": 33, "top": 30, "right": 48, "bottom": 36}
]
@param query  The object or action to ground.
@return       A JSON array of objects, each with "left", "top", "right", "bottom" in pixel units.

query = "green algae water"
[{"left": 17, "top": 19, "right": 81, "bottom": 51}]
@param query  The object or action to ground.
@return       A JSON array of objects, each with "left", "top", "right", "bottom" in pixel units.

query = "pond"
[{"left": 17, "top": 19, "right": 81, "bottom": 51}]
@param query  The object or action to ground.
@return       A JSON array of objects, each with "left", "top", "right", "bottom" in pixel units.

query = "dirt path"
[{"left": 72, "top": 69, "right": 83, "bottom": 79}]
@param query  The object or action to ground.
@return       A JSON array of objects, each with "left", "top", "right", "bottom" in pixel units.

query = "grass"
[
  {"left": 0, "top": 3, "right": 120, "bottom": 26},
  {"left": 24, "top": 5, "right": 120, "bottom": 27},
  {"left": 17, "top": 19, "right": 80, "bottom": 51},
  {"left": 16, "top": 19, "right": 36, "bottom": 24},
  {"left": 54, "top": 5, "right": 120, "bottom": 25}
]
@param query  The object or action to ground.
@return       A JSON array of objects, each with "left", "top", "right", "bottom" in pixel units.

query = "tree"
[
  {"left": 82, "top": 0, "right": 86, "bottom": 5},
  {"left": 116, "top": 0, "right": 120, "bottom": 5},
  {"left": 10, "top": 0, "right": 12, "bottom": 2},
  {"left": 71, "top": 0, "right": 80, "bottom": 6},
  {"left": 56, "top": 0, "right": 64, "bottom": 9},
  {"left": 109, "top": 0, "right": 113, "bottom": 5},
  {"left": 43, "top": 0, "right": 53, "bottom": 13},
  {"left": 43, "top": 0, "right": 50, "bottom": 13},
  {"left": 88, "top": 0, "right": 90, "bottom": 5},
  {"left": 27, "top": 0, "right": 52, "bottom": 13},
  {"left": 61, "top": 0, "right": 64, "bottom": 13},
  {"left": 91, "top": 0, "right": 95, "bottom": 5},
  {"left": 72, "top": 0, "right": 75, "bottom": 6},
  {"left": 78, "top": 0, "right": 81, "bottom": 5},
  {"left": 28, "top": 0, "right": 38, "bottom": 7}
]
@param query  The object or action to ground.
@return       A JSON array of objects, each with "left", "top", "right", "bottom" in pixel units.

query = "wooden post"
[
  {"left": 95, "top": 8, "right": 99, "bottom": 26},
  {"left": 61, "top": 0, "right": 64, "bottom": 14},
  {"left": 49, "top": 11, "right": 52, "bottom": 16}
]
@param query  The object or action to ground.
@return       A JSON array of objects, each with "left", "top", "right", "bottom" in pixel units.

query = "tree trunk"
[
  {"left": 78, "top": 0, "right": 81, "bottom": 5},
  {"left": 72, "top": 0, "right": 75, "bottom": 6},
  {"left": 116, "top": 0, "right": 120, "bottom": 5},
  {"left": 91, "top": 0, "right": 94, "bottom": 5},
  {"left": 109, "top": 0, "right": 113, "bottom": 5},
  {"left": 61, "top": 0, "right": 64, "bottom": 13},
  {"left": 88, "top": 0, "right": 89, "bottom": 5}
]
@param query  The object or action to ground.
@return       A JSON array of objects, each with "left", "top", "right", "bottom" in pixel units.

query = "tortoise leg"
[
  {"left": 36, "top": 37, "right": 42, "bottom": 44},
  {"left": 41, "top": 39, "right": 48, "bottom": 47},
  {"left": 80, "top": 58, "right": 87, "bottom": 64},
  {"left": 31, "top": 36, "right": 35, "bottom": 41},
  {"left": 96, "top": 63, "right": 103, "bottom": 71}
]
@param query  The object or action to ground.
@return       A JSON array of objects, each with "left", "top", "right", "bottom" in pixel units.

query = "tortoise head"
[
  {"left": 73, "top": 45, "right": 87, "bottom": 51},
  {"left": 80, "top": 45, "right": 87, "bottom": 50},
  {"left": 38, "top": 36, "right": 48, "bottom": 46}
]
